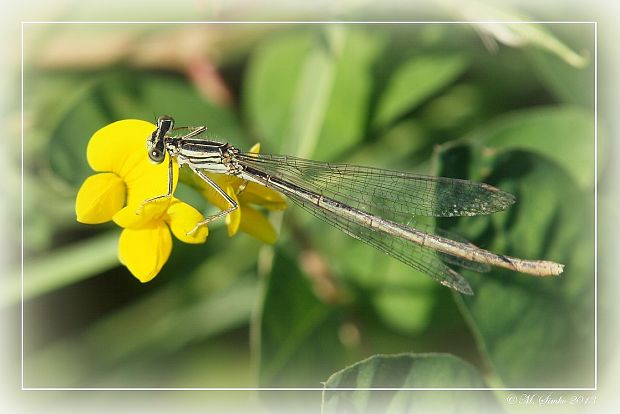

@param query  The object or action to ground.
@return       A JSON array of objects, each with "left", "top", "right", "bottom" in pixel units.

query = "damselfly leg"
[
  {"left": 187, "top": 166, "right": 239, "bottom": 235},
  {"left": 136, "top": 155, "right": 175, "bottom": 214},
  {"left": 173, "top": 125, "right": 208, "bottom": 139}
]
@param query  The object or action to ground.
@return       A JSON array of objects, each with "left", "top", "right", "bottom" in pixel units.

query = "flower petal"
[
  {"left": 118, "top": 225, "right": 172, "bottom": 282},
  {"left": 87, "top": 119, "right": 156, "bottom": 174},
  {"left": 112, "top": 197, "right": 171, "bottom": 229},
  {"left": 224, "top": 187, "right": 241, "bottom": 237},
  {"left": 87, "top": 119, "right": 178, "bottom": 205},
  {"left": 248, "top": 142, "right": 261, "bottom": 154},
  {"left": 239, "top": 204, "right": 278, "bottom": 244},
  {"left": 165, "top": 199, "right": 208, "bottom": 244},
  {"left": 125, "top": 155, "right": 179, "bottom": 207},
  {"left": 76, "top": 173, "right": 126, "bottom": 224},
  {"left": 239, "top": 182, "right": 287, "bottom": 210}
]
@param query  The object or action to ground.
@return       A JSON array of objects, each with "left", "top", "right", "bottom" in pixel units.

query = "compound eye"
[{"left": 149, "top": 148, "right": 165, "bottom": 163}]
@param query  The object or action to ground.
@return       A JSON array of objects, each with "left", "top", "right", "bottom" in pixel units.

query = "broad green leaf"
[
  {"left": 372, "top": 54, "right": 469, "bottom": 129},
  {"left": 243, "top": 30, "right": 313, "bottom": 151},
  {"left": 323, "top": 353, "right": 502, "bottom": 413},
  {"left": 280, "top": 26, "right": 343, "bottom": 158},
  {"left": 244, "top": 27, "right": 383, "bottom": 159},
  {"left": 469, "top": 106, "right": 596, "bottom": 189},
  {"left": 436, "top": 135, "right": 594, "bottom": 387},
  {"left": 257, "top": 250, "right": 346, "bottom": 388},
  {"left": 310, "top": 27, "right": 382, "bottom": 160}
]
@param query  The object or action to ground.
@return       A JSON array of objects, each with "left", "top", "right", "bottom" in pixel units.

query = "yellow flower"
[
  {"left": 197, "top": 143, "right": 287, "bottom": 244},
  {"left": 75, "top": 120, "right": 208, "bottom": 282}
]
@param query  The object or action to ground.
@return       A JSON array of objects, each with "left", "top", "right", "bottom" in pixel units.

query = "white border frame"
[{"left": 21, "top": 20, "right": 598, "bottom": 392}]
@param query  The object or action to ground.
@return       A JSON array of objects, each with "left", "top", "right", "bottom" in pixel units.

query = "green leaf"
[
  {"left": 322, "top": 353, "right": 502, "bottom": 413},
  {"left": 465, "top": 165, "right": 593, "bottom": 387},
  {"left": 257, "top": 250, "right": 346, "bottom": 388},
  {"left": 436, "top": 130, "right": 594, "bottom": 387},
  {"left": 243, "top": 30, "right": 313, "bottom": 151},
  {"left": 469, "top": 106, "right": 596, "bottom": 189},
  {"left": 244, "top": 27, "right": 383, "bottom": 159},
  {"left": 372, "top": 54, "right": 469, "bottom": 129}
]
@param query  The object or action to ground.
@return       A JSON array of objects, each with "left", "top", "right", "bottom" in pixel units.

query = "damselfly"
[{"left": 143, "top": 115, "right": 564, "bottom": 295}]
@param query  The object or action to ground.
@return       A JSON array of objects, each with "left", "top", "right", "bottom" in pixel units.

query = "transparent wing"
[
  {"left": 282, "top": 188, "right": 474, "bottom": 295},
  {"left": 237, "top": 153, "right": 515, "bottom": 226}
]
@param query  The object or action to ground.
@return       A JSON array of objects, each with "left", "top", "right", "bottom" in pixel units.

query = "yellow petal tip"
[{"left": 75, "top": 173, "right": 126, "bottom": 224}]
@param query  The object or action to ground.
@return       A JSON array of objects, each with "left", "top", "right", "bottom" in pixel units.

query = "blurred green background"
[{"left": 11, "top": 13, "right": 599, "bottom": 414}]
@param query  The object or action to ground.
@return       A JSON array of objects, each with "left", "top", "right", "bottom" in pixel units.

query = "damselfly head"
[{"left": 147, "top": 115, "right": 174, "bottom": 164}]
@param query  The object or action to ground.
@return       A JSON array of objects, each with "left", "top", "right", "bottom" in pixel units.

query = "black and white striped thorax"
[{"left": 167, "top": 135, "right": 243, "bottom": 175}]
